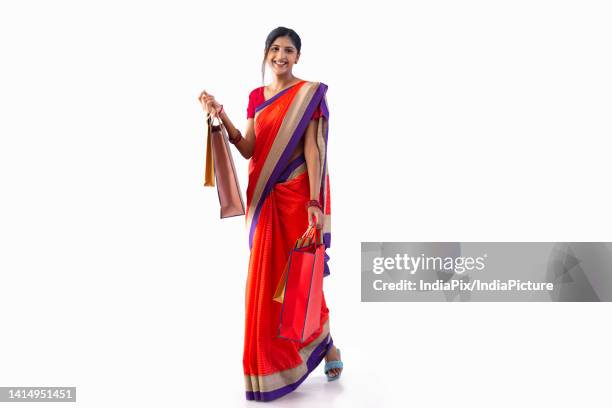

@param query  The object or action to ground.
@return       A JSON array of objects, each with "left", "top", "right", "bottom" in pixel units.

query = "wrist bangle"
[
  {"left": 305, "top": 199, "right": 322, "bottom": 210},
  {"left": 229, "top": 129, "right": 243, "bottom": 144}
]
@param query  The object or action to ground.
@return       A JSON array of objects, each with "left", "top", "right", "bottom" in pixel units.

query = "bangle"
[
  {"left": 305, "top": 199, "right": 322, "bottom": 210},
  {"left": 229, "top": 129, "right": 243, "bottom": 144},
  {"left": 217, "top": 104, "right": 224, "bottom": 116}
]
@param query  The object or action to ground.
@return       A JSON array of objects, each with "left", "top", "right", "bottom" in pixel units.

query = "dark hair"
[{"left": 261, "top": 27, "right": 302, "bottom": 84}]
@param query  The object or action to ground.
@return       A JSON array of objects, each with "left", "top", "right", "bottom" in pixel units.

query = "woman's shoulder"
[
  {"left": 249, "top": 86, "right": 265, "bottom": 96},
  {"left": 248, "top": 86, "right": 265, "bottom": 107}
]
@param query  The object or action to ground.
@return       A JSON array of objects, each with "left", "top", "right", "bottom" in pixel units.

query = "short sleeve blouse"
[{"left": 247, "top": 86, "right": 322, "bottom": 120}]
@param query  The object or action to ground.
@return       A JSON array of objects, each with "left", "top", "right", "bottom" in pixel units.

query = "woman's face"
[{"left": 266, "top": 36, "right": 299, "bottom": 76}]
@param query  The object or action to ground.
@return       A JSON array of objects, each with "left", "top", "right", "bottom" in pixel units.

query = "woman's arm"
[
  {"left": 304, "top": 119, "right": 321, "bottom": 200},
  {"left": 218, "top": 110, "right": 255, "bottom": 159},
  {"left": 304, "top": 119, "right": 324, "bottom": 228}
]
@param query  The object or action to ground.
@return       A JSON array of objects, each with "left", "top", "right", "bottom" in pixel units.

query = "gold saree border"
[{"left": 244, "top": 319, "right": 331, "bottom": 393}]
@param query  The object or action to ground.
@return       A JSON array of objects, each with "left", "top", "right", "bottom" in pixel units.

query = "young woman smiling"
[{"left": 199, "top": 26, "right": 343, "bottom": 402}]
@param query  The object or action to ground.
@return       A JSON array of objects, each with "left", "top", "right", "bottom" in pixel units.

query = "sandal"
[{"left": 324, "top": 348, "right": 343, "bottom": 381}]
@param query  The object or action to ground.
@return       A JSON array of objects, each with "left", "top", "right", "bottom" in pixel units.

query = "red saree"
[{"left": 243, "top": 80, "right": 333, "bottom": 402}]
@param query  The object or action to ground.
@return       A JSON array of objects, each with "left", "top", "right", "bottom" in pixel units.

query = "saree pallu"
[{"left": 243, "top": 81, "right": 333, "bottom": 402}]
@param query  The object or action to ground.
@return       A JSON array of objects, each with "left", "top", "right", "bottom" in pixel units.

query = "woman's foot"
[{"left": 324, "top": 345, "right": 343, "bottom": 378}]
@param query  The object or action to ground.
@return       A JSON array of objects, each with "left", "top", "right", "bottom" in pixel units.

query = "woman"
[{"left": 199, "top": 26, "right": 343, "bottom": 402}]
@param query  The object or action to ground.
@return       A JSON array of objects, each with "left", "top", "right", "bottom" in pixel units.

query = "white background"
[{"left": 1, "top": 0, "right": 611, "bottom": 407}]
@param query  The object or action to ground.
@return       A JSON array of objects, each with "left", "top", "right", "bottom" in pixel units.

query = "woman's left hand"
[{"left": 308, "top": 206, "right": 324, "bottom": 229}]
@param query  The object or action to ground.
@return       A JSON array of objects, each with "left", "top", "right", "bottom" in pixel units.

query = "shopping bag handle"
[
  {"left": 206, "top": 111, "right": 223, "bottom": 127},
  {"left": 300, "top": 224, "right": 316, "bottom": 239},
  {"left": 296, "top": 224, "right": 323, "bottom": 248}
]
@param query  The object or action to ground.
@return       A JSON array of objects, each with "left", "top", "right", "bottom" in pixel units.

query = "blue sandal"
[{"left": 324, "top": 348, "right": 343, "bottom": 381}]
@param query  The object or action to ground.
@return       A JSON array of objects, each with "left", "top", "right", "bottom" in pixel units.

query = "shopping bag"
[
  {"left": 273, "top": 225, "right": 322, "bottom": 303},
  {"left": 275, "top": 225, "right": 325, "bottom": 343},
  {"left": 203, "top": 113, "right": 245, "bottom": 218}
]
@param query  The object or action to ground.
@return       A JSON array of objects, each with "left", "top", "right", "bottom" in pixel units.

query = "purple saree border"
[
  {"left": 277, "top": 154, "right": 306, "bottom": 183},
  {"left": 320, "top": 94, "right": 330, "bottom": 250},
  {"left": 245, "top": 334, "right": 334, "bottom": 402},
  {"left": 320, "top": 95, "right": 331, "bottom": 276},
  {"left": 248, "top": 83, "right": 328, "bottom": 250}
]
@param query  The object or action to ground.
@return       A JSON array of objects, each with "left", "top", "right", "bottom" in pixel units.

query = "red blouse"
[{"left": 247, "top": 86, "right": 322, "bottom": 120}]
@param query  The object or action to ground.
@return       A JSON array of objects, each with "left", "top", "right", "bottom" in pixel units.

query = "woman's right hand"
[{"left": 198, "top": 89, "right": 222, "bottom": 116}]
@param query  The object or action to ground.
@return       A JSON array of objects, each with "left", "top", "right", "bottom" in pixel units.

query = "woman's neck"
[{"left": 269, "top": 74, "right": 300, "bottom": 91}]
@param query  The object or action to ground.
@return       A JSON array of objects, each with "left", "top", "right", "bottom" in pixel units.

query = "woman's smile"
[{"left": 273, "top": 60, "right": 289, "bottom": 70}]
